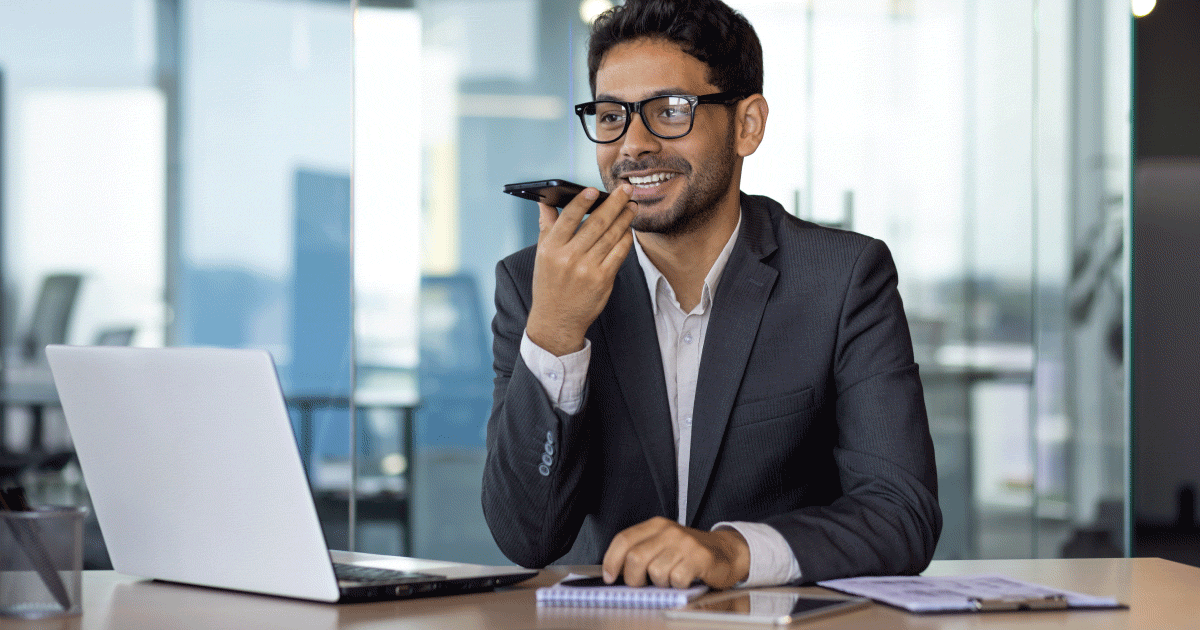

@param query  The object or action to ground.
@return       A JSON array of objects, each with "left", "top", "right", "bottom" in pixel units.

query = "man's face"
[{"left": 594, "top": 38, "right": 739, "bottom": 236}]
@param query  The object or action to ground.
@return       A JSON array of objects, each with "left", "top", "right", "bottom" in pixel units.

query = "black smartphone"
[
  {"left": 559, "top": 575, "right": 704, "bottom": 588},
  {"left": 559, "top": 575, "right": 626, "bottom": 587},
  {"left": 502, "top": 179, "right": 609, "bottom": 213}
]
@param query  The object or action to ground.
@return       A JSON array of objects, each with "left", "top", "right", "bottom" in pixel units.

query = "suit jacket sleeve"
[
  {"left": 480, "top": 250, "right": 595, "bottom": 568},
  {"left": 763, "top": 238, "right": 941, "bottom": 583}
]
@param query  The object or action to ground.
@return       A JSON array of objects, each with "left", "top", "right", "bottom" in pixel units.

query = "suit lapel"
[
  {"left": 598, "top": 252, "right": 677, "bottom": 517},
  {"left": 686, "top": 198, "right": 779, "bottom": 525}
]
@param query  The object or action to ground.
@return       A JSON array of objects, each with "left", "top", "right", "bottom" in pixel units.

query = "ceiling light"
[{"left": 580, "top": 0, "right": 614, "bottom": 25}]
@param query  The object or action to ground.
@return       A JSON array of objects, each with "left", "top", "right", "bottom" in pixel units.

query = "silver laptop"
[{"left": 45, "top": 345, "right": 535, "bottom": 603}]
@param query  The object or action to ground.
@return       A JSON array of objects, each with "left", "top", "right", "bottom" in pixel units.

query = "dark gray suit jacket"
[{"left": 482, "top": 193, "right": 941, "bottom": 583}]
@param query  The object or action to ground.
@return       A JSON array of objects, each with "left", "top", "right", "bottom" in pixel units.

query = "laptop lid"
[
  {"left": 48, "top": 345, "right": 343, "bottom": 601},
  {"left": 45, "top": 345, "right": 533, "bottom": 603}
]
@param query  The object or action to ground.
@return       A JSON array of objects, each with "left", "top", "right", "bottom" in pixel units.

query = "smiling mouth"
[{"left": 626, "top": 172, "right": 677, "bottom": 188}]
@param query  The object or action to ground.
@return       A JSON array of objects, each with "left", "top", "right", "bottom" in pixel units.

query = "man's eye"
[
  {"left": 655, "top": 105, "right": 692, "bottom": 122},
  {"left": 598, "top": 112, "right": 626, "bottom": 125}
]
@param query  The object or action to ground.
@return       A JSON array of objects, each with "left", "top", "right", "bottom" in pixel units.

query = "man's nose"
[{"left": 619, "top": 112, "right": 661, "bottom": 159}]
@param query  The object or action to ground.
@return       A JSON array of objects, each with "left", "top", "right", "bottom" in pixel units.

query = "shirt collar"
[{"left": 632, "top": 208, "right": 743, "bottom": 315}]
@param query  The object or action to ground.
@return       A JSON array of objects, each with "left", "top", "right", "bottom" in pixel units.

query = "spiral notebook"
[{"left": 536, "top": 574, "right": 709, "bottom": 609}]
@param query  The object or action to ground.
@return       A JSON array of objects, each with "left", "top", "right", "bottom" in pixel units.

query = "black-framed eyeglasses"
[{"left": 574, "top": 92, "right": 748, "bottom": 144}]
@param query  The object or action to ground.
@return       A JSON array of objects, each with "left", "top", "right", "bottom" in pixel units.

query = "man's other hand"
[
  {"left": 601, "top": 516, "right": 750, "bottom": 589},
  {"left": 526, "top": 184, "right": 635, "bottom": 357}
]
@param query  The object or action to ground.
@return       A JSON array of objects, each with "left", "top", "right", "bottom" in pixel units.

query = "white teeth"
[{"left": 627, "top": 172, "right": 675, "bottom": 186}]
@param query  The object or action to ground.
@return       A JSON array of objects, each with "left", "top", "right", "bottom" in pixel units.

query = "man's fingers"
[
  {"left": 668, "top": 558, "right": 704, "bottom": 589},
  {"left": 602, "top": 517, "right": 670, "bottom": 585},
  {"left": 542, "top": 187, "right": 601, "bottom": 244},
  {"left": 601, "top": 530, "right": 630, "bottom": 584},
  {"left": 601, "top": 527, "right": 641, "bottom": 584},
  {"left": 645, "top": 541, "right": 703, "bottom": 588},
  {"left": 567, "top": 184, "right": 634, "bottom": 247},
  {"left": 603, "top": 521, "right": 751, "bottom": 590},
  {"left": 592, "top": 183, "right": 633, "bottom": 221},
  {"left": 546, "top": 187, "right": 634, "bottom": 275},
  {"left": 597, "top": 218, "right": 635, "bottom": 278},
  {"left": 589, "top": 183, "right": 634, "bottom": 229},
  {"left": 620, "top": 539, "right": 664, "bottom": 587},
  {"left": 591, "top": 203, "right": 636, "bottom": 271}
]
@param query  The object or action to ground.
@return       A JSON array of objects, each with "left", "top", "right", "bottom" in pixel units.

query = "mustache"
[{"left": 610, "top": 157, "right": 692, "bottom": 179}]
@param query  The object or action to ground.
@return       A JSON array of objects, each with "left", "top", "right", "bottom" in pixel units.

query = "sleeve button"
[{"left": 538, "top": 464, "right": 551, "bottom": 476}]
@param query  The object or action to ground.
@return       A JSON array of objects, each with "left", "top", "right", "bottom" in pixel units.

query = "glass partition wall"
[
  {"left": 0, "top": 0, "right": 355, "bottom": 565},
  {"left": 1, "top": 0, "right": 1130, "bottom": 568},
  {"left": 178, "top": 0, "right": 356, "bottom": 551}
]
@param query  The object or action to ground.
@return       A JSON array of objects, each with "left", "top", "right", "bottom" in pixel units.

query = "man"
[{"left": 482, "top": 0, "right": 940, "bottom": 590}]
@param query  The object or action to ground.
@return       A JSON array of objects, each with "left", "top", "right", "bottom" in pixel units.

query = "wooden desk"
[{"left": 6, "top": 557, "right": 1197, "bottom": 629}]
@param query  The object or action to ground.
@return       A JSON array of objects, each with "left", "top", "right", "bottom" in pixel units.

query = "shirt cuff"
[
  {"left": 519, "top": 330, "right": 590, "bottom": 414},
  {"left": 713, "top": 521, "right": 802, "bottom": 587}
]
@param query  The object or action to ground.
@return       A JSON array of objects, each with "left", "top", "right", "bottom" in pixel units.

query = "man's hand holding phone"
[{"left": 525, "top": 183, "right": 636, "bottom": 357}]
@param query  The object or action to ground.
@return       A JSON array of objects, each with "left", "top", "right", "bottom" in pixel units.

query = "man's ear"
[{"left": 734, "top": 94, "right": 768, "bottom": 157}]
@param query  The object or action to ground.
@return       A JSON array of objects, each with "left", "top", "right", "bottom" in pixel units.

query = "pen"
[
  {"left": 971, "top": 594, "right": 1069, "bottom": 611},
  {"left": 0, "top": 486, "right": 73, "bottom": 611}
]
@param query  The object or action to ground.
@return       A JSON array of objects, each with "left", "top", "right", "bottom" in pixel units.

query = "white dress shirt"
[{"left": 519, "top": 213, "right": 802, "bottom": 586}]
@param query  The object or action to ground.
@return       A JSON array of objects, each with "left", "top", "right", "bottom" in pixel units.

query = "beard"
[{"left": 601, "top": 133, "right": 738, "bottom": 237}]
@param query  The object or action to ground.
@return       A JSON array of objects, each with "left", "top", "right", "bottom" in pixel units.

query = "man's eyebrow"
[{"left": 594, "top": 87, "right": 692, "bottom": 101}]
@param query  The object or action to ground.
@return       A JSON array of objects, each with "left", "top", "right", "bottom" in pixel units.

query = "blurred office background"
[{"left": 0, "top": 0, "right": 1194, "bottom": 570}]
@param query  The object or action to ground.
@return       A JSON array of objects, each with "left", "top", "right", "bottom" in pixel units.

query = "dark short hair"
[{"left": 587, "top": 0, "right": 764, "bottom": 97}]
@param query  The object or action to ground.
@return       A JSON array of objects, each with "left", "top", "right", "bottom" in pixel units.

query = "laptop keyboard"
[{"left": 333, "top": 563, "right": 438, "bottom": 585}]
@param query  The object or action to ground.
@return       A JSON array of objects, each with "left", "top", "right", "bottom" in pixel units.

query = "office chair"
[
  {"left": 19, "top": 273, "right": 82, "bottom": 362},
  {"left": 93, "top": 327, "right": 136, "bottom": 347},
  {"left": 2, "top": 273, "right": 83, "bottom": 482}
]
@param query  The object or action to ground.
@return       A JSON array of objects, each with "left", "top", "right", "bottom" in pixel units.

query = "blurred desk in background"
[
  {"left": 289, "top": 391, "right": 418, "bottom": 555},
  {"left": 0, "top": 363, "right": 66, "bottom": 481}
]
